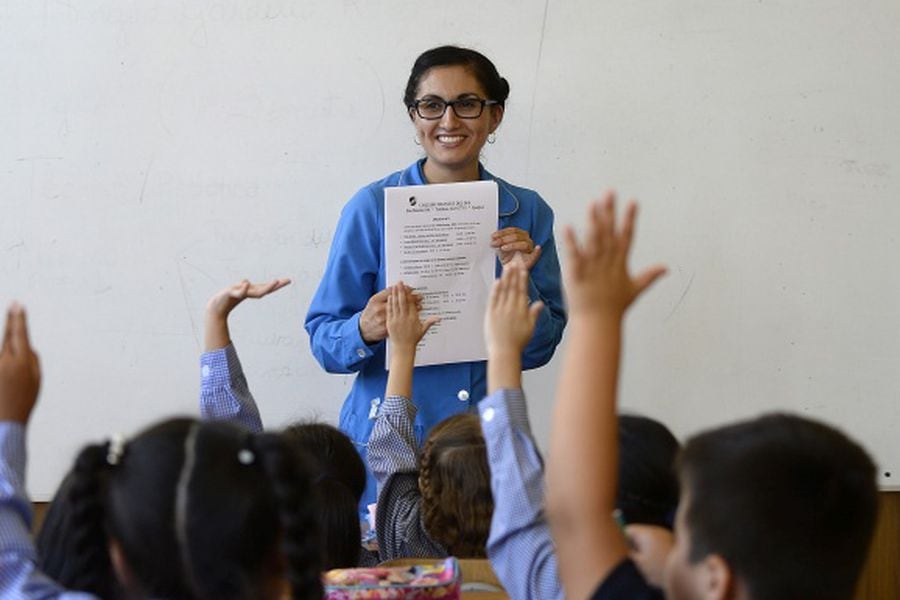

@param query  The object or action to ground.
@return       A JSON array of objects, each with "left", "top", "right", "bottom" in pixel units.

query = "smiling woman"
[{"left": 304, "top": 45, "right": 567, "bottom": 511}]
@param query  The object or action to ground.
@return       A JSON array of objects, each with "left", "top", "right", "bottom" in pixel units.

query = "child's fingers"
[
  {"left": 396, "top": 281, "right": 408, "bottom": 314},
  {"left": 562, "top": 224, "right": 583, "bottom": 280},
  {"left": 1, "top": 305, "right": 13, "bottom": 356},
  {"left": 231, "top": 279, "right": 251, "bottom": 299},
  {"left": 619, "top": 201, "right": 638, "bottom": 258},
  {"left": 8, "top": 304, "right": 31, "bottom": 356},
  {"left": 386, "top": 286, "right": 396, "bottom": 319},
  {"left": 601, "top": 192, "right": 617, "bottom": 254}
]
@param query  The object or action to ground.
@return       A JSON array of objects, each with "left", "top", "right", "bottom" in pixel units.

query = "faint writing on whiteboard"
[{"left": 840, "top": 160, "right": 890, "bottom": 177}]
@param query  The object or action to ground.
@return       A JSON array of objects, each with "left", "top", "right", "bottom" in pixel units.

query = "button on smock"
[{"left": 457, "top": 389, "right": 470, "bottom": 402}]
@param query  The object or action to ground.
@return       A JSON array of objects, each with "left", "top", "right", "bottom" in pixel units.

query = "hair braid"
[
  {"left": 417, "top": 434, "right": 442, "bottom": 542},
  {"left": 418, "top": 415, "right": 493, "bottom": 558},
  {"left": 253, "top": 433, "right": 323, "bottom": 600},
  {"left": 65, "top": 443, "right": 116, "bottom": 596}
]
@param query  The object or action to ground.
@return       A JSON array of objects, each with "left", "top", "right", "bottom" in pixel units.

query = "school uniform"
[
  {"left": 0, "top": 422, "right": 95, "bottom": 599},
  {"left": 367, "top": 394, "right": 447, "bottom": 561},
  {"left": 305, "top": 159, "right": 567, "bottom": 509},
  {"left": 479, "top": 388, "right": 665, "bottom": 600}
]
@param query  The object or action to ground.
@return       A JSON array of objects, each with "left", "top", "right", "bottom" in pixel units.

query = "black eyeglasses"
[{"left": 410, "top": 97, "right": 500, "bottom": 120}]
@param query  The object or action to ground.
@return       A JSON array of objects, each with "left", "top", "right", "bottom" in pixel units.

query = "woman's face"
[{"left": 410, "top": 65, "right": 503, "bottom": 181}]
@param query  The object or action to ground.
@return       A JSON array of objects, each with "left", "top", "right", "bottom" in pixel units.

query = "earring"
[
  {"left": 414, "top": 135, "right": 422, "bottom": 146},
  {"left": 487, "top": 132, "right": 497, "bottom": 144}
]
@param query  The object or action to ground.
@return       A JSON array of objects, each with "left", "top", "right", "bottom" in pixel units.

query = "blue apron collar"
[{"left": 403, "top": 159, "right": 519, "bottom": 217}]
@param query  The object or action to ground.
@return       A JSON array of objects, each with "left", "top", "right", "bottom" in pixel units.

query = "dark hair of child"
[
  {"left": 618, "top": 414, "right": 681, "bottom": 528},
  {"left": 283, "top": 421, "right": 367, "bottom": 568},
  {"left": 39, "top": 417, "right": 322, "bottom": 599},
  {"left": 418, "top": 413, "right": 494, "bottom": 557},
  {"left": 678, "top": 413, "right": 877, "bottom": 600}
]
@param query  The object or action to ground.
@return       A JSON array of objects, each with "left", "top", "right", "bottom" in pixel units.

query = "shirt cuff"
[
  {"left": 200, "top": 344, "right": 238, "bottom": 388},
  {"left": 478, "top": 388, "right": 531, "bottom": 435},
  {"left": 0, "top": 422, "right": 31, "bottom": 526},
  {"left": 342, "top": 312, "right": 379, "bottom": 363},
  {"left": 381, "top": 395, "right": 416, "bottom": 416}
]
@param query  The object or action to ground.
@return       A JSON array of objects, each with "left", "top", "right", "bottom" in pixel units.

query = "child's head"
[
  {"left": 60, "top": 417, "right": 322, "bottom": 599},
  {"left": 664, "top": 413, "right": 877, "bottom": 600},
  {"left": 618, "top": 414, "right": 681, "bottom": 528},
  {"left": 283, "top": 421, "right": 367, "bottom": 568},
  {"left": 418, "top": 413, "right": 493, "bottom": 557}
]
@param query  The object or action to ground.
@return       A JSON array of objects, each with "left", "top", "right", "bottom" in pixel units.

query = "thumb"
[
  {"left": 422, "top": 316, "right": 441, "bottom": 334},
  {"left": 524, "top": 244, "right": 542, "bottom": 269},
  {"left": 633, "top": 264, "right": 668, "bottom": 297},
  {"left": 527, "top": 300, "right": 544, "bottom": 325}
]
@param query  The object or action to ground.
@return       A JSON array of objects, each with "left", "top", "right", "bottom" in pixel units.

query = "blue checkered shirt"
[{"left": 479, "top": 388, "right": 564, "bottom": 600}]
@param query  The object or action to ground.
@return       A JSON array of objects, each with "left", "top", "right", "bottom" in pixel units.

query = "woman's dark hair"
[
  {"left": 403, "top": 45, "right": 511, "bottom": 108},
  {"left": 418, "top": 413, "right": 493, "bottom": 558},
  {"left": 617, "top": 414, "right": 681, "bottom": 529},
  {"left": 283, "top": 421, "right": 366, "bottom": 568},
  {"left": 50, "top": 417, "right": 322, "bottom": 599}
]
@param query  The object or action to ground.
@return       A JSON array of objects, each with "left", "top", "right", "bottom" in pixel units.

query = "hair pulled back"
[
  {"left": 50, "top": 418, "right": 322, "bottom": 600},
  {"left": 404, "top": 46, "right": 510, "bottom": 108},
  {"left": 418, "top": 413, "right": 493, "bottom": 558},
  {"left": 284, "top": 422, "right": 366, "bottom": 568}
]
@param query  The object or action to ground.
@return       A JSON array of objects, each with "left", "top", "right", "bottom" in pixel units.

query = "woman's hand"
[
  {"left": 492, "top": 227, "right": 542, "bottom": 269},
  {"left": 358, "top": 288, "right": 390, "bottom": 344}
]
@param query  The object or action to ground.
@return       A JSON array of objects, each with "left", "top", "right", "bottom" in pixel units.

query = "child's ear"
[{"left": 699, "top": 553, "right": 734, "bottom": 600}]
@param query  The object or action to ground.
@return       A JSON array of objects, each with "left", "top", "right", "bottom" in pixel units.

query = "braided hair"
[
  {"left": 55, "top": 442, "right": 119, "bottom": 597},
  {"left": 418, "top": 414, "right": 493, "bottom": 558}
]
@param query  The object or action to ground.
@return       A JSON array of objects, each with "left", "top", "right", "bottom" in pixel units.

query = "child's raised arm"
[
  {"left": 546, "top": 193, "right": 666, "bottom": 599},
  {"left": 0, "top": 304, "right": 78, "bottom": 599},
  {"left": 384, "top": 282, "right": 439, "bottom": 400},
  {"left": 200, "top": 278, "right": 290, "bottom": 430},
  {"left": 485, "top": 257, "right": 544, "bottom": 393}
]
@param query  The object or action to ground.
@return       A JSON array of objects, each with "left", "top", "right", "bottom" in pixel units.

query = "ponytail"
[
  {"left": 65, "top": 442, "right": 117, "bottom": 596},
  {"left": 253, "top": 433, "right": 324, "bottom": 600}
]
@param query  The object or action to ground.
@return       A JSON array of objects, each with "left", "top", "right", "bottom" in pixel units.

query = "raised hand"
[
  {"left": 562, "top": 191, "right": 667, "bottom": 318},
  {"left": 204, "top": 278, "right": 291, "bottom": 351},
  {"left": 386, "top": 282, "right": 439, "bottom": 353},
  {"left": 0, "top": 303, "right": 41, "bottom": 424},
  {"left": 484, "top": 257, "right": 544, "bottom": 358}
]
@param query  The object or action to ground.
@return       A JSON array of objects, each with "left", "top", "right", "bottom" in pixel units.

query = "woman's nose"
[{"left": 440, "top": 105, "right": 460, "bottom": 128}]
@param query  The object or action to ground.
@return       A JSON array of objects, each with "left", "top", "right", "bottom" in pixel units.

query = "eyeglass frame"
[{"left": 408, "top": 96, "right": 501, "bottom": 120}]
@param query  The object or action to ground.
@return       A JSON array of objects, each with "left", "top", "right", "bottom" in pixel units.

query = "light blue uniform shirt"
[{"left": 305, "top": 159, "right": 566, "bottom": 508}]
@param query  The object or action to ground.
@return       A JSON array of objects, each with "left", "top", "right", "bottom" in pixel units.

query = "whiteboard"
[{"left": 1, "top": 1, "right": 898, "bottom": 498}]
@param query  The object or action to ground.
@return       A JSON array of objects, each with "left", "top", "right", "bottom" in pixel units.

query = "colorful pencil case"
[{"left": 323, "top": 557, "right": 461, "bottom": 599}]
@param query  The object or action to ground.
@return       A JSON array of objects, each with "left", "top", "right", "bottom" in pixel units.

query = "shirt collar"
[{"left": 407, "top": 159, "right": 519, "bottom": 217}]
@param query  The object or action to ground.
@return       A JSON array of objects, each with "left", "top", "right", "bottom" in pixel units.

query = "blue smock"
[{"left": 305, "top": 159, "right": 566, "bottom": 508}]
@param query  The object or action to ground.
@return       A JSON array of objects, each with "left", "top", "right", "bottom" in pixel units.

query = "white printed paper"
[{"left": 385, "top": 180, "right": 498, "bottom": 367}]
